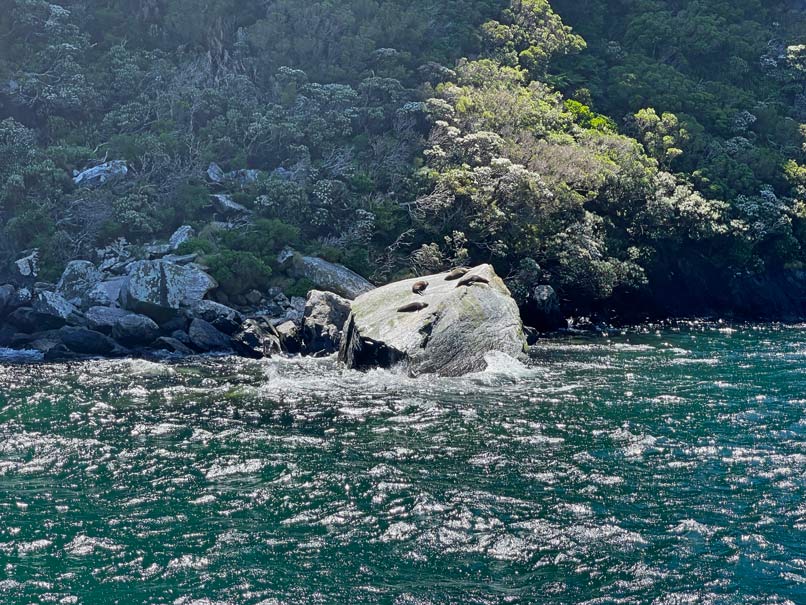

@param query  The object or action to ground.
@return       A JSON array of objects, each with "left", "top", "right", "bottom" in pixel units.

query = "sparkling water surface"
[{"left": 1, "top": 324, "right": 805, "bottom": 604}]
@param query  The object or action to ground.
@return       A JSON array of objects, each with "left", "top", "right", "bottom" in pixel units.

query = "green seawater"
[{"left": 1, "top": 324, "right": 805, "bottom": 604}]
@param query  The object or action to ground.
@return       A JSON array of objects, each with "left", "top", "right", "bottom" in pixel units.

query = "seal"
[
  {"left": 444, "top": 267, "right": 470, "bottom": 281},
  {"left": 412, "top": 280, "right": 429, "bottom": 295},
  {"left": 397, "top": 301, "right": 429, "bottom": 313},
  {"left": 456, "top": 274, "right": 490, "bottom": 288}
]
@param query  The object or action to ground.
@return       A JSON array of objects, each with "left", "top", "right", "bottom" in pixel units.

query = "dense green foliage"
[{"left": 0, "top": 0, "right": 804, "bottom": 314}]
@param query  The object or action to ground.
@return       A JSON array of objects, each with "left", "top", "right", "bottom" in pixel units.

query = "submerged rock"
[
  {"left": 302, "top": 290, "right": 351, "bottom": 355},
  {"left": 339, "top": 264, "right": 526, "bottom": 377},
  {"left": 279, "top": 248, "right": 375, "bottom": 300}
]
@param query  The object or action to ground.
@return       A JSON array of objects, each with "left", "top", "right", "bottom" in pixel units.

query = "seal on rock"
[
  {"left": 444, "top": 267, "right": 470, "bottom": 281},
  {"left": 397, "top": 301, "right": 429, "bottom": 313},
  {"left": 456, "top": 274, "right": 490, "bottom": 288},
  {"left": 412, "top": 281, "right": 429, "bottom": 295}
]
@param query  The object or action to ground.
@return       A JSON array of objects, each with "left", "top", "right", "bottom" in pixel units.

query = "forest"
[{"left": 1, "top": 0, "right": 805, "bottom": 318}]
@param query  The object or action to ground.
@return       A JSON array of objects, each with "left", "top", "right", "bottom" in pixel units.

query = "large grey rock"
[
  {"left": 188, "top": 318, "right": 232, "bottom": 352},
  {"left": 57, "top": 261, "right": 103, "bottom": 307},
  {"left": 339, "top": 264, "right": 526, "bottom": 377},
  {"left": 124, "top": 260, "right": 217, "bottom": 320},
  {"left": 232, "top": 317, "right": 281, "bottom": 359},
  {"left": 111, "top": 313, "right": 160, "bottom": 346},
  {"left": 85, "top": 306, "right": 134, "bottom": 333},
  {"left": 33, "top": 291, "right": 77, "bottom": 322},
  {"left": 207, "top": 162, "right": 225, "bottom": 184},
  {"left": 57, "top": 326, "right": 120, "bottom": 356},
  {"left": 276, "top": 320, "right": 301, "bottom": 354},
  {"left": 73, "top": 160, "right": 128, "bottom": 187},
  {"left": 522, "top": 285, "right": 567, "bottom": 332},
  {"left": 169, "top": 225, "right": 195, "bottom": 250},
  {"left": 191, "top": 300, "right": 243, "bottom": 335},
  {"left": 279, "top": 248, "right": 375, "bottom": 300},
  {"left": 302, "top": 290, "right": 351, "bottom": 355}
]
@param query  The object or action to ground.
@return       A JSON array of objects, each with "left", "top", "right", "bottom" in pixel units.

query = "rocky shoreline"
[{"left": 0, "top": 228, "right": 544, "bottom": 376}]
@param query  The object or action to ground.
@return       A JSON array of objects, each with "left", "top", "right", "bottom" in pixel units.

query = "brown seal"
[
  {"left": 412, "top": 280, "right": 429, "bottom": 295},
  {"left": 444, "top": 267, "right": 470, "bottom": 281},
  {"left": 456, "top": 274, "right": 490, "bottom": 288},
  {"left": 397, "top": 301, "right": 429, "bottom": 313}
]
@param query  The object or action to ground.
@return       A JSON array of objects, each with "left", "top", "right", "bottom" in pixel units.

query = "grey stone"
[
  {"left": 15, "top": 250, "right": 39, "bottom": 279},
  {"left": 73, "top": 160, "right": 128, "bottom": 187},
  {"left": 111, "top": 313, "right": 160, "bottom": 346},
  {"left": 169, "top": 225, "right": 196, "bottom": 250},
  {"left": 339, "top": 264, "right": 527, "bottom": 377},
  {"left": 56, "top": 261, "right": 103, "bottom": 307},
  {"left": 7, "top": 307, "right": 66, "bottom": 332},
  {"left": 279, "top": 248, "right": 374, "bottom": 300},
  {"left": 85, "top": 306, "right": 134, "bottom": 333},
  {"left": 58, "top": 326, "right": 119, "bottom": 356},
  {"left": 302, "top": 290, "right": 351, "bottom": 355},
  {"left": 124, "top": 260, "right": 217, "bottom": 320},
  {"left": 153, "top": 336, "right": 194, "bottom": 356},
  {"left": 188, "top": 318, "right": 232, "bottom": 352},
  {"left": 191, "top": 300, "right": 243, "bottom": 335},
  {"left": 276, "top": 320, "right": 301, "bottom": 354},
  {"left": 232, "top": 317, "right": 281, "bottom": 359},
  {"left": 211, "top": 194, "right": 249, "bottom": 215},
  {"left": 207, "top": 162, "right": 225, "bottom": 184},
  {"left": 33, "top": 291, "right": 76, "bottom": 321},
  {"left": 87, "top": 277, "right": 128, "bottom": 307}
]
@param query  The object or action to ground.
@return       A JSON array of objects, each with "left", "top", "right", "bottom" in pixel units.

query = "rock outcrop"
[
  {"left": 73, "top": 160, "right": 128, "bottom": 187},
  {"left": 339, "top": 264, "right": 526, "bottom": 377},
  {"left": 278, "top": 248, "right": 375, "bottom": 300}
]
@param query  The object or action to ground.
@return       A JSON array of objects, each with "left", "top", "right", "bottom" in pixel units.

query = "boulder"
[
  {"left": 191, "top": 300, "right": 244, "bottom": 335},
  {"left": 124, "top": 260, "right": 217, "bottom": 320},
  {"left": 188, "top": 318, "right": 232, "bottom": 352},
  {"left": 56, "top": 261, "right": 103, "bottom": 307},
  {"left": 28, "top": 337, "right": 75, "bottom": 362},
  {"left": 207, "top": 162, "right": 225, "bottom": 184},
  {"left": 10, "top": 287, "right": 31, "bottom": 308},
  {"left": 339, "top": 264, "right": 527, "bottom": 377},
  {"left": 276, "top": 320, "right": 301, "bottom": 354},
  {"left": 232, "top": 317, "right": 281, "bottom": 359},
  {"left": 278, "top": 248, "right": 375, "bottom": 300},
  {"left": 32, "top": 291, "right": 77, "bottom": 323},
  {"left": 211, "top": 194, "right": 249, "bottom": 216},
  {"left": 111, "top": 313, "right": 160, "bottom": 346},
  {"left": 73, "top": 160, "right": 128, "bottom": 187},
  {"left": 87, "top": 276, "right": 128, "bottom": 307},
  {"left": 522, "top": 285, "right": 567, "bottom": 332},
  {"left": 57, "top": 326, "right": 120, "bottom": 356},
  {"left": 14, "top": 250, "right": 39, "bottom": 281},
  {"left": 85, "top": 306, "right": 134, "bottom": 333},
  {"left": 153, "top": 336, "right": 195, "bottom": 356},
  {"left": 169, "top": 225, "right": 195, "bottom": 250},
  {"left": 302, "top": 290, "right": 351, "bottom": 355}
]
